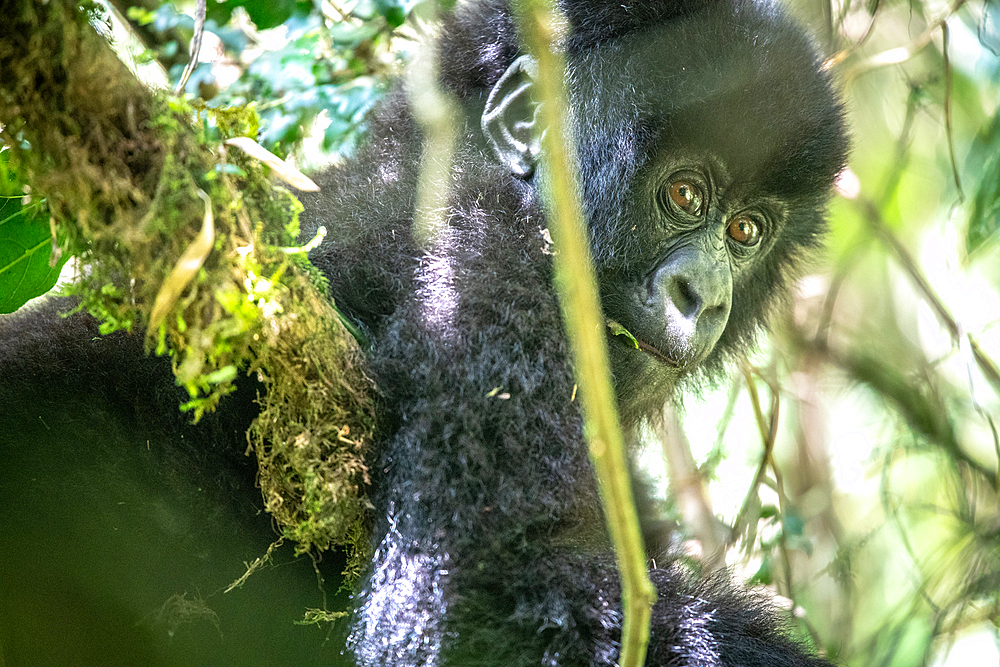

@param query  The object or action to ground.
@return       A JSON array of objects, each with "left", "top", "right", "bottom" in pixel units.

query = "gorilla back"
[{"left": 0, "top": 0, "right": 847, "bottom": 665}]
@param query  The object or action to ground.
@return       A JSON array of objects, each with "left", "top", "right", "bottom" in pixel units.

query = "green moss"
[
  {"left": 249, "top": 277, "right": 376, "bottom": 573},
  {"left": 0, "top": 0, "right": 377, "bottom": 604},
  {"left": 12, "top": 75, "right": 374, "bottom": 571},
  {"left": 1, "top": 0, "right": 377, "bottom": 576}
]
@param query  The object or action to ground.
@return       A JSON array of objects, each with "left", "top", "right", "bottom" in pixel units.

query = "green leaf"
[
  {"left": 233, "top": 0, "right": 305, "bottom": 30},
  {"left": 382, "top": 6, "right": 406, "bottom": 28},
  {"left": 966, "top": 112, "right": 1000, "bottom": 256},
  {"left": 606, "top": 318, "right": 639, "bottom": 349},
  {"left": 759, "top": 504, "right": 779, "bottom": 519},
  {"left": 0, "top": 152, "right": 67, "bottom": 313},
  {"left": 749, "top": 556, "right": 772, "bottom": 585},
  {"left": 205, "top": 1, "right": 234, "bottom": 26}
]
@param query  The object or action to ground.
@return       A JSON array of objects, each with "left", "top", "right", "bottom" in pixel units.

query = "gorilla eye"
[
  {"left": 727, "top": 214, "right": 761, "bottom": 246},
  {"left": 666, "top": 179, "right": 704, "bottom": 216}
]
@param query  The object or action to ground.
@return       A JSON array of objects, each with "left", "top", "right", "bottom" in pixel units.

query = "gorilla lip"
[{"left": 633, "top": 337, "right": 680, "bottom": 367}]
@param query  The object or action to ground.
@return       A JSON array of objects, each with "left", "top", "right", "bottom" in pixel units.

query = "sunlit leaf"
[
  {"left": 328, "top": 22, "right": 380, "bottom": 46},
  {"left": 966, "top": 113, "right": 1000, "bottom": 255},
  {"left": 225, "top": 137, "right": 319, "bottom": 191},
  {"left": 0, "top": 151, "right": 67, "bottom": 313},
  {"left": 148, "top": 191, "right": 215, "bottom": 332}
]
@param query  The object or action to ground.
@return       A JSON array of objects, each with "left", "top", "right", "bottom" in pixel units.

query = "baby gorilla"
[{"left": 301, "top": 0, "right": 847, "bottom": 663}]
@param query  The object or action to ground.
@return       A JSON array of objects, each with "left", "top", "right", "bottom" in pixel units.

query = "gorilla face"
[{"left": 553, "top": 13, "right": 847, "bottom": 421}]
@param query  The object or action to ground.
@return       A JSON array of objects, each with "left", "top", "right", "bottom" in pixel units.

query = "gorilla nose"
[
  {"left": 665, "top": 272, "right": 729, "bottom": 325},
  {"left": 648, "top": 249, "right": 732, "bottom": 364}
]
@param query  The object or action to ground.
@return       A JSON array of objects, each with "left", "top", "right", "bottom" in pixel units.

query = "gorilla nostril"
[
  {"left": 704, "top": 299, "right": 729, "bottom": 319},
  {"left": 671, "top": 277, "right": 702, "bottom": 318}
]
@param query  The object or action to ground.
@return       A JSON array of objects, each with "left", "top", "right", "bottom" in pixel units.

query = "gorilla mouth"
[
  {"left": 606, "top": 319, "right": 680, "bottom": 368},
  {"left": 634, "top": 337, "right": 680, "bottom": 367}
]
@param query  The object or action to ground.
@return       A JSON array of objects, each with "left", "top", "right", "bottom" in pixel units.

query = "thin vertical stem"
[{"left": 513, "top": 3, "right": 657, "bottom": 665}]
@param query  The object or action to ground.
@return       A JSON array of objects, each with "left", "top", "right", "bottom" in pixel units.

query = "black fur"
[
  {"left": 0, "top": 0, "right": 847, "bottom": 665},
  {"left": 0, "top": 299, "right": 352, "bottom": 665}
]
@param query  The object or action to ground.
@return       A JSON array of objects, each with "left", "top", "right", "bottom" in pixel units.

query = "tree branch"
[{"left": 0, "top": 0, "right": 376, "bottom": 560}]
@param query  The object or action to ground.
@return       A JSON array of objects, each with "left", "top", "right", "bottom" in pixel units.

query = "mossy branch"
[
  {"left": 513, "top": 2, "right": 657, "bottom": 665},
  {"left": 0, "top": 0, "right": 375, "bottom": 565}
]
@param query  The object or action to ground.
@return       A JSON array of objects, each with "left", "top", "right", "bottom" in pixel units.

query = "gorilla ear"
[{"left": 482, "top": 55, "right": 541, "bottom": 179}]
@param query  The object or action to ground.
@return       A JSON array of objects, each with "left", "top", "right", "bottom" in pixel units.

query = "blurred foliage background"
[{"left": 5, "top": 0, "right": 1000, "bottom": 663}]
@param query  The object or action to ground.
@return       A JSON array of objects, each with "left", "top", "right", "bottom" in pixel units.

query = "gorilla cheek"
[{"left": 640, "top": 242, "right": 732, "bottom": 367}]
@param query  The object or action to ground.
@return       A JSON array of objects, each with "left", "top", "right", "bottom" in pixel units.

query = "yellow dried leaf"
[
  {"left": 224, "top": 137, "right": 319, "bottom": 192},
  {"left": 149, "top": 190, "right": 214, "bottom": 332}
]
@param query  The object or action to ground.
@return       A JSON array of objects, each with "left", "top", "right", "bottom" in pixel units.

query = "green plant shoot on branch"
[{"left": 512, "top": 2, "right": 658, "bottom": 666}]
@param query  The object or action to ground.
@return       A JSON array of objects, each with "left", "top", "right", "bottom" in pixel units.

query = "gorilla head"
[{"left": 454, "top": 0, "right": 848, "bottom": 422}]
